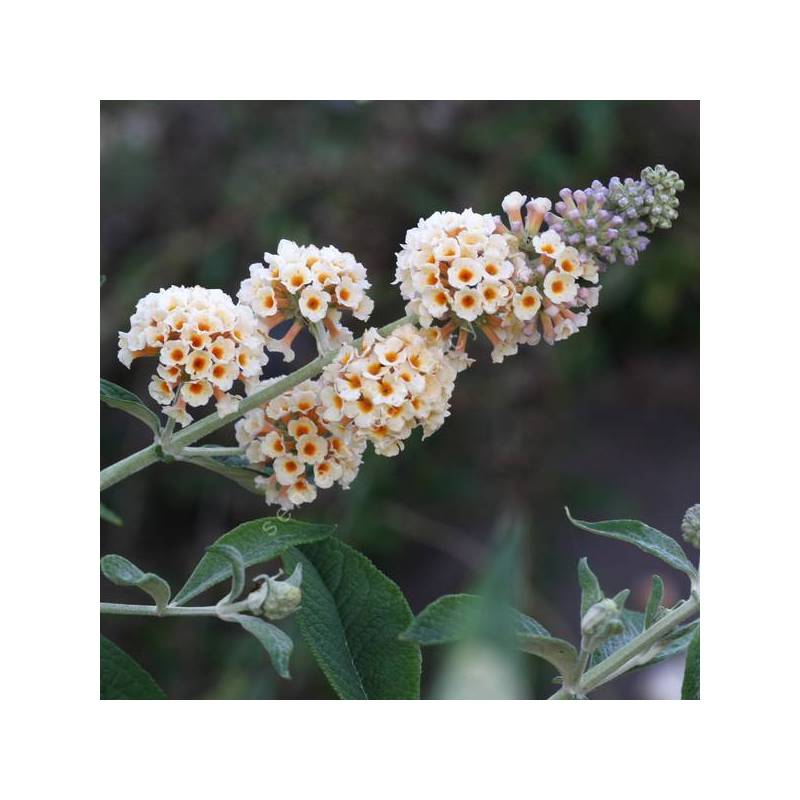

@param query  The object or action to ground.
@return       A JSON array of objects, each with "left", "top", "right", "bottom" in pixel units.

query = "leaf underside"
[
  {"left": 100, "top": 378, "right": 161, "bottom": 435},
  {"left": 566, "top": 508, "right": 698, "bottom": 580},
  {"left": 100, "top": 554, "right": 171, "bottom": 611}
]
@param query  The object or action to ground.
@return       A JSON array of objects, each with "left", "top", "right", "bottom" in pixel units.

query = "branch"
[
  {"left": 549, "top": 592, "right": 700, "bottom": 699},
  {"left": 100, "top": 314, "right": 414, "bottom": 492}
]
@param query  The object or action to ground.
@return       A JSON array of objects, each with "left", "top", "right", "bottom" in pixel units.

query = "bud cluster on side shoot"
[
  {"left": 246, "top": 565, "right": 303, "bottom": 620},
  {"left": 681, "top": 503, "right": 700, "bottom": 549},
  {"left": 238, "top": 239, "right": 374, "bottom": 361}
]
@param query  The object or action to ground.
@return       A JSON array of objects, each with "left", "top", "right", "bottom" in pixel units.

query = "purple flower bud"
[
  {"left": 586, "top": 235, "right": 598, "bottom": 248},
  {"left": 606, "top": 228, "right": 618, "bottom": 240},
  {"left": 585, "top": 218, "right": 597, "bottom": 231}
]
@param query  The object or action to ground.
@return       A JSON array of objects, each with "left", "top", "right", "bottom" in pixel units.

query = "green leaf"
[
  {"left": 681, "top": 627, "right": 700, "bottom": 699},
  {"left": 401, "top": 594, "right": 578, "bottom": 683},
  {"left": 611, "top": 588, "right": 630, "bottom": 610},
  {"left": 234, "top": 615, "right": 293, "bottom": 679},
  {"left": 184, "top": 454, "right": 264, "bottom": 494},
  {"left": 100, "top": 636, "right": 165, "bottom": 699},
  {"left": 100, "top": 378, "right": 161, "bottom": 435},
  {"left": 578, "top": 557, "right": 604, "bottom": 616},
  {"left": 100, "top": 274, "right": 107, "bottom": 286},
  {"left": 101, "top": 554, "right": 171, "bottom": 612},
  {"left": 517, "top": 634, "right": 580, "bottom": 687},
  {"left": 565, "top": 508, "right": 697, "bottom": 580},
  {"left": 644, "top": 575, "right": 665, "bottom": 628},
  {"left": 100, "top": 501, "right": 123, "bottom": 527},
  {"left": 173, "top": 517, "right": 333, "bottom": 606},
  {"left": 206, "top": 544, "right": 246, "bottom": 602},
  {"left": 400, "top": 594, "right": 549, "bottom": 646},
  {"left": 282, "top": 539, "right": 420, "bottom": 699}
]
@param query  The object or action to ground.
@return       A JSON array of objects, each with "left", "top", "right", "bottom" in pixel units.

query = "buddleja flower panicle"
[{"left": 394, "top": 164, "right": 682, "bottom": 362}]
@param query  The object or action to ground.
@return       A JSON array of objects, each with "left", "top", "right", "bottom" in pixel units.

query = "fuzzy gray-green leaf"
[
  {"left": 100, "top": 378, "right": 161, "bottom": 435},
  {"left": 517, "top": 634, "right": 580, "bottom": 686},
  {"left": 235, "top": 615, "right": 293, "bottom": 679},
  {"left": 681, "top": 627, "right": 700, "bottom": 699},
  {"left": 173, "top": 517, "right": 333, "bottom": 605},
  {"left": 100, "top": 554, "right": 171, "bottom": 612},
  {"left": 207, "top": 544, "right": 246, "bottom": 602},
  {"left": 565, "top": 508, "right": 697, "bottom": 579},
  {"left": 100, "top": 501, "right": 123, "bottom": 527},
  {"left": 184, "top": 454, "right": 264, "bottom": 494},
  {"left": 282, "top": 539, "right": 421, "bottom": 699},
  {"left": 101, "top": 636, "right": 165, "bottom": 699},
  {"left": 578, "top": 557, "right": 604, "bottom": 616},
  {"left": 401, "top": 593, "right": 550, "bottom": 646},
  {"left": 644, "top": 575, "right": 665, "bottom": 628}
]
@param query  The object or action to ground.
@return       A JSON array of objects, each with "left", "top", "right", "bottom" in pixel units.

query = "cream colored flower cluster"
[
  {"left": 238, "top": 239, "right": 374, "bottom": 363},
  {"left": 393, "top": 198, "right": 602, "bottom": 363},
  {"left": 234, "top": 379, "right": 367, "bottom": 511},
  {"left": 117, "top": 285, "right": 267, "bottom": 426},
  {"left": 318, "top": 323, "right": 471, "bottom": 457}
]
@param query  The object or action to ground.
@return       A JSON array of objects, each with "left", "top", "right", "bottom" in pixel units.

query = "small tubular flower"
[
  {"left": 117, "top": 285, "right": 268, "bottom": 425},
  {"left": 238, "top": 240, "right": 373, "bottom": 361}
]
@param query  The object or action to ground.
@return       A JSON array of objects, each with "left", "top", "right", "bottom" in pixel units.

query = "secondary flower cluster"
[
  {"left": 235, "top": 379, "right": 367, "bottom": 511},
  {"left": 318, "top": 323, "right": 471, "bottom": 457},
  {"left": 117, "top": 286, "right": 267, "bottom": 426},
  {"left": 238, "top": 239, "right": 374, "bottom": 363},
  {"left": 234, "top": 323, "right": 470, "bottom": 508},
  {"left": 393, "top": 165, "right": 682, "bottom": 362}
]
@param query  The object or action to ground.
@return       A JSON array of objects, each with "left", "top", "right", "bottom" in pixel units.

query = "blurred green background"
[{"left": 100, "top": 100, "right": 699, "bottom": 699}]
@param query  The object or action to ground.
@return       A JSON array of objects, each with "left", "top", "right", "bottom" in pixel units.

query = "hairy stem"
[
  {"left": 100, "top": 599, "right": 252, "bottom": 617},
  {"left": 549, "top": 592, "right": 700, "bottom": 699},
  {"left": 100, "top": 314, "right": 414, "bottom": 492},
  {"left": 181, "top": 446, "right": 244, "bottom": 457}
]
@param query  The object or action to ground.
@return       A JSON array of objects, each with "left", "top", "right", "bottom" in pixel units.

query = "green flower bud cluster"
[
  {"left": 681, "top": 503, "right": 700, "bottom": 549},
  {"left": 581, "top": 590, "right": 629, "bottom": 654},
  {"left": 247, "top": 564, "right": 303, "bottom": 620},
  {"left": 640, "top": 164, "right": 685, "bottom": 230}
]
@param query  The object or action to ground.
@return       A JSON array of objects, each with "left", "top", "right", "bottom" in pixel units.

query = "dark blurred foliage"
[{"left": 100, "top": 101, "right": 699, "bottom": 699}]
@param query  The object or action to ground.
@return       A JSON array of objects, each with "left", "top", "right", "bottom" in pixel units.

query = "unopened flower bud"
[
  {"left": 247, "top": 564, "right": 303, "bottom": 620},
  {"left": 581, "top": 594, "right": 627, "bottom": 653},
  {"left": 681, "top": 503, "right": 700, "bottom": 548},
  {"left": 502, "top": 191, "right": 527, "bottom": 231}
]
